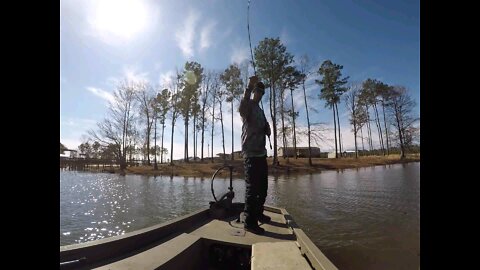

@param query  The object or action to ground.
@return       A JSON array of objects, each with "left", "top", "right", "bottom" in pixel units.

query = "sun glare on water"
[{"left": 90, "top": 0, "right": 149, "bottom": 41}]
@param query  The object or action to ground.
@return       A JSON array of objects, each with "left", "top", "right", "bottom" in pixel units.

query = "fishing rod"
[
  {"left": 247, "top": 0, "right": 272, "bottom": 150},
  {"left": 247, "top": 0, "right": 256, "bottom": 76}
]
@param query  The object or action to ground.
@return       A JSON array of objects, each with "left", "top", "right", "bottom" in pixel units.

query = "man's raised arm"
[{"left": 239, "top": 76, "right": 258, "bottom": 118}]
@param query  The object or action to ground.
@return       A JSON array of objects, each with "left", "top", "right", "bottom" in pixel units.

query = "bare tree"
[
  {"left": 344, "top": 83, "right": 367, "bottom": 158},
  {"left": 297, "top": 123, "right": 331, "bottom": 149},
  {"left": 88, "top": 79, "right": 137, "bottom": 170},
  {"left": 135, "top": 82, "right": 155, "bottom": 165},
  {"left": 299, "top": 55, "right": 316, "bottom": 165},
  {"left": 385, "top": 86, "right": 419, "bottom": 159}
]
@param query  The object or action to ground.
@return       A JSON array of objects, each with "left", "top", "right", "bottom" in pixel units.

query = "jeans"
[{"left": 244, "top": 156, "right": 268, "bottom": 226}]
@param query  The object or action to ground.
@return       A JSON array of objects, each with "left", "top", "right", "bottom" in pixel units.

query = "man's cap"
[
  {"left": 256, "top": 82, "right": 265, "bottom": 90},
  {"left": 254, "top": 82, "right": 265, "bottom": 94}
]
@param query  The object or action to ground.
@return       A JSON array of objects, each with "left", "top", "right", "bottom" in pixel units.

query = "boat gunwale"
[{"left": 279, "top": 208, "right": 338, "bottom": 270}]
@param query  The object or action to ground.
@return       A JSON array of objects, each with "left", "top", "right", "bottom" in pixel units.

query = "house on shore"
[{"left": 278, "top": 147, "right": 321, "bottom": 158}]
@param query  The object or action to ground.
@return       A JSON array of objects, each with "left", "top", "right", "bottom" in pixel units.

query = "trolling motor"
[{"left": 209, "top": 165, "right": 235, "bottom": 218}]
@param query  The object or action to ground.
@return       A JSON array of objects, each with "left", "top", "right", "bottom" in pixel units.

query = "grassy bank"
[{"left": 93, "top": 154, "right": 419, "bottom": 178}]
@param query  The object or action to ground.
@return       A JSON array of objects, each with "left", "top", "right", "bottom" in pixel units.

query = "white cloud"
[
  {"left": 86, "top": 87, "right": 115, "bottom": 103},
  {"left": 158, "top": 70, "right": 175, "bottom": 88},
  {"left": 123, "top": 66, "right": 149, "bottom": 83},
  {"left": 200, "top": 20, "right": 217, "bottom": 51},
  {"left": 230, "top": 44, "right": 249, "bottom": 65},
  {"left": 106, "top": 65, "right": 150, "bottom": 87},
  {"left": 175, "top": 9, "right": 200, "bottom": 58}
]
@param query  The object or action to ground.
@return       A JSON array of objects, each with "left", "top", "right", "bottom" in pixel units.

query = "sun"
[{"left": 90, "top": 0, "right": 149, "bottom": 40}]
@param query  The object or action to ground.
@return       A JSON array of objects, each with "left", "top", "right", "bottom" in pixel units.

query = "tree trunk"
[
  {"left": 231, "top": 101, "right": 234, "bottom": 161},
  {"left": 365, "top": 106, "right": 373, "bottom": 152},
  {"left": 184, "top": 117, "right": 189, "bottom": 162},
  {"left": 146, "top": 126, "right": 151, "bottom": 165},
  {"left": 280, "top": 88, "right": 287, "bottom": 161},
  {"left": 382, "top": 100, "right": 390, "bottom": 155},
  {"left": 161, "top": 120, "right": 165, "bottom": 164},
  {"left": 193, "top": 114, "right": 196, "bottom": 161},
  {"left": 290, "top": 89, "right": 297, "bottom": 159},
  {"left": 200, "top": 83, "right": 208, "bottom": 162},
  {"left": 211, "top": 92, "right": 216, "bottom": 163},
  {"left": 353, "top": 121, "right": 358, "bottom": 159},
  {"left": 123, "top": 105, "right": 131, "bottom": 168},
  {"left": 350, "top": 92, "right": 358, "bottom": 159},
  {"left": 220, "top": 102, "right": 226, "bottom": 162},
  {"left": 170, "top": 116, "right": 175, "bottom": 165},
  {"left": 154, "top": 116, "right": 158, "bottom": 170},
  {"left": 332, "top": 106, "right": 338, "bottom": 158},
  {"left": 302, "top": 80, "right": 312, "bottom": 166},
  {"left": 394, "top": 103, "right": 405, "bottom": 159},
  {"left": 270, "top": 83, "right": 279, "bottom": 166},
  {"left": 195, "top": 125, "right": 198, "bottom": 161},
  {"left": 335, "top": 102, "right": 342, "bottom": 157},
  {"left": 360, "top": 126, "right": 365, "bottom": 155},
  {"left": 373, "top": 103, "right": 385, "bottom": 155},
  {"left": 201, "top": 114, "right": 205, "bottom": 162}
]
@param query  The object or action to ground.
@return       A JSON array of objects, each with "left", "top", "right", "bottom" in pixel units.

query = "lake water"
[{"left": 60, "top": 162, "right": 419, "bottom": 270}]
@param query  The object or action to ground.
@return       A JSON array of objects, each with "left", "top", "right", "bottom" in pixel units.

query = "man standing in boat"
[{"left": 239, "top": 75, "right": 271, "bottom": 235}]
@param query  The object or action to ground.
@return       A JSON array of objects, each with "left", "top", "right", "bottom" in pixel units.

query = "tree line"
[{"left": 71, "top": 37, "right": 419, "bottom": 169}]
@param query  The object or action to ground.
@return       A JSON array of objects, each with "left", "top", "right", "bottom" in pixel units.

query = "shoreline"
[{"left": 78, "top": 154, "right": 420, "bottom": 178}]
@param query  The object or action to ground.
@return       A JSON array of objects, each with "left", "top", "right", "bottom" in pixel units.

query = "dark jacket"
[{"left": 239, "top": 97, "right": 271, "bottom": 158}]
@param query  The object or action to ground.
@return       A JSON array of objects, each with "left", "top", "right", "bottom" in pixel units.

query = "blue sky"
[{"left": 60, "top": 0, "right": 420, "bottom": 158}]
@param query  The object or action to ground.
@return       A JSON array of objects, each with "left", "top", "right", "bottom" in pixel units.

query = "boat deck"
[{"left": 190, "top": 210, "right": 296, "bottom": 246}]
